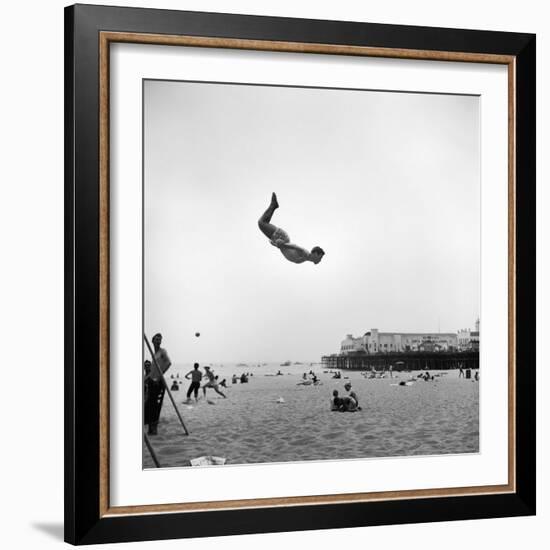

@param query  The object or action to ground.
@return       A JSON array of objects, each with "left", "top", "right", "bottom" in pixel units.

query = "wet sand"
[{"left": 143, "top": 367, "right": 479, "bottom": 468}]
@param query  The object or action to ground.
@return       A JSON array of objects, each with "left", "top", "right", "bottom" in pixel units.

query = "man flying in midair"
[{"left": 257, "top": 193, "right": 325, "bottom": 265}]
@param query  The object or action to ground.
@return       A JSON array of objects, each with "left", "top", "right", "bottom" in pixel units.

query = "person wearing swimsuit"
[
  {"left": 185, "top": 363, "right": 203, "bottom": 402},
  {"left": 258, "top": 193, "right": 325, "bottom": 265},
  {"left": 202, "top": 366, "right": 227, "bottom": 398}
]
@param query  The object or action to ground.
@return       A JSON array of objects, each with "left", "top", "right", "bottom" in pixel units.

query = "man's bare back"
[{"left": 258, "top": 193, "right": 325, "bottom": 265}]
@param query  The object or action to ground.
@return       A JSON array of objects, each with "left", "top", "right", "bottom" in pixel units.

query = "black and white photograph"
[
  {"left": 142, "top": 79, "right": 481, "bottom": 468},
  {"left": 54, "top": 0, "right": 539, "bottom": 546}
]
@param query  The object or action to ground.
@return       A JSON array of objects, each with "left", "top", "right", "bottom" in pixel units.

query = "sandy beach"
[{"left": 143, "top": 364, "right": 479, "bottom": 468}]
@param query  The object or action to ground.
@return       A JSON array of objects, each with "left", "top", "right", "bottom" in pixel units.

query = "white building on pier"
[
  {"left": 457, "top": 318, "right": 480, "bottom": 351},
  {"left": 341, "top": 329, "right": 458, "bottom": 354}
]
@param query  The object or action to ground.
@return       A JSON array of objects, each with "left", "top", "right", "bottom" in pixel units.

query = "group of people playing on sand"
[
  {"left": 144, "top": 193, "right": 325, "bottom": 433},
  {"left": 184, "top": 363, "right": 227, "bottom": 402},
  {"left": 144, "top": 333, "right": 363, "bottom": 440},
  {"left": 143, "top": 335, "right": 228, "bottom": 436}
]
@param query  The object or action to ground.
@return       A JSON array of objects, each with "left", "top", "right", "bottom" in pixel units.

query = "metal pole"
[
  {"left": 144, "top": 334, "right": 189, "bottom": 436},
  {"left": 144, "top": 431, "right": 161, "bottom": 468}
]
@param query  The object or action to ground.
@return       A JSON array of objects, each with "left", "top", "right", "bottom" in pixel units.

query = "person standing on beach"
[
  {"left": 184, "top": 363, "right": 202, "bottom": 402},
  {"left": 143, "top": 360, "right": 152, "bottom": 403},
  {"left": 258, "top": 192, "right": 325, "bottom": 265},
  {"left": 144, "top": 332, "right": 171, "bottom": 435}
]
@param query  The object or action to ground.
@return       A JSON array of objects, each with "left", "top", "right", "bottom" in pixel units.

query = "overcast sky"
[{"left": 144, "top": 79, "right": 480, "bottom": 364}]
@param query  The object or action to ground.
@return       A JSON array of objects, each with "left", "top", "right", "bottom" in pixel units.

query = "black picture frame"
[{"left": 65, "top": 3, "right": 535, "bottom": 545}]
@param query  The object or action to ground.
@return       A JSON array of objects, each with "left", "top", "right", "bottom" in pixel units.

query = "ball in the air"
[{"left": 195, "top": 332, "right": 200, "bottom": 337}]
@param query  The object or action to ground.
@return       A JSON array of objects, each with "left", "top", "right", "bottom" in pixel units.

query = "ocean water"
[{"left": 143, "top": 363, "right": 479, "bottom": 468}]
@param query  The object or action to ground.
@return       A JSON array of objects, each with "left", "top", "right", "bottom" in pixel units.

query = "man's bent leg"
[
  {"left": 258, "top": 193, "right": 279, "bottom": 239},
  {"left": 258, "top": 220, "right": 277, "bottom": 239}
]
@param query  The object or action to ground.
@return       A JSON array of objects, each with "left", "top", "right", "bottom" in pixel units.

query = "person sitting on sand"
[
  {"left": 184, "top": 362, "right": 202, "bottom": 402},
  {"left": 331, "top": 390, "right": 343, "bottom": 411},
  {"left": 343, "top": 382, "right": 361, "bottom": 411},
  {"left": 341, "top": 396, "right": 357, "bottom": 412},
  {"left": 331, "top": 389, "right": 358, "bottom": 412},
  {"left": 202, "top": 366, "right": 227, "bottom": 398},
  {"left": 258, "top": 192, "right": 325, "bottom": 265}
]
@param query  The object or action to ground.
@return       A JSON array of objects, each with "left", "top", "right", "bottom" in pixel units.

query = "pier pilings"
[{"left": 321, "top": 351, "right": 479, "bottom": 371}]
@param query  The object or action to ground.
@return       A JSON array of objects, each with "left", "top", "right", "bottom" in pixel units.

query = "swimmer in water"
[{"left": 258, "top": 192, "right": 325, "bottom": 264}]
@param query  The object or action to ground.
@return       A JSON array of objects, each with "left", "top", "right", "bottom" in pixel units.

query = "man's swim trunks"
[{"left": 271, "top": 227, "right": 290, "bottom": 244}]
